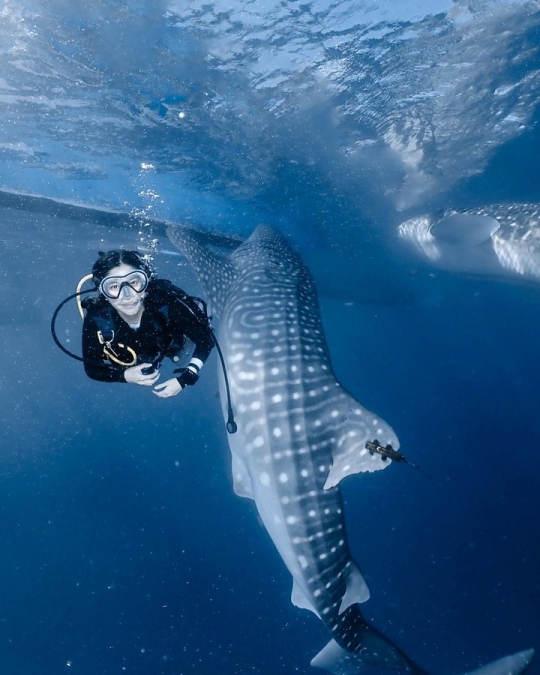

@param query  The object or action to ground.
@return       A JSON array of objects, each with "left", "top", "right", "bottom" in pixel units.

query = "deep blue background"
[{"left": 0, "top": 184, "right": 539, "bottom": 674}]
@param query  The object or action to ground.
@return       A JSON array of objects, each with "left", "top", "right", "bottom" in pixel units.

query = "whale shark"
[
  {"left": 167, "top": 224, "right": 533, "bottom": 675},
  {"left": 398, "top": 203, "right": 540, "bottom": 282}
]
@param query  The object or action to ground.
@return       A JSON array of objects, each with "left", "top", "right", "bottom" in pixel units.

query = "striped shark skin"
[{"left": 167, "top": 224, "right": 533, "bottom": 675}]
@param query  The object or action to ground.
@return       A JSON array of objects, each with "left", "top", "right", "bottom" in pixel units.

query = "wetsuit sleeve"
[
  {"left": 82, "top": 314, "right": 126, "bottom": 383},
  {"left": 182, "top": 303, "right": 214, "bottom": 365},
  {"left": 168, "top": 292, "right": 214, "bottom": 384}
]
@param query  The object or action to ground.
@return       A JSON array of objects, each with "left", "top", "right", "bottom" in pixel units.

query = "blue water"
[{"left": 1, "top": 1, "right": 540, "bottom": 673}]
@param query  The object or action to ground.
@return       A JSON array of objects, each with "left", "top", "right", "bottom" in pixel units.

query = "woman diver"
[{"left": 81, "top": 250, "right": 214, "bottom": 398}]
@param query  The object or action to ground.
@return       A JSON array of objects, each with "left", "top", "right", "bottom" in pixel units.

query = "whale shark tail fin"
[
  {"left": 311, "top": 626, "right": 426, "bottom": 675},
  {"left": 461, "top": 649, "right": 534, "bottom": 675},
  {"left": 311, "top": 637, "right": 533, "bottom": 675},
  {"left": 167, "top": 224, "right": 239, "bottom": 317}
]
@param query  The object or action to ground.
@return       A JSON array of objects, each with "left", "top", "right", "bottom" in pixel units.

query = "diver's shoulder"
[
  {"left": 81, "top": 295, "right": 109, "bottom": 317},
  {"left": 148, "top": 278, "right": 187, "bottom": 303}
]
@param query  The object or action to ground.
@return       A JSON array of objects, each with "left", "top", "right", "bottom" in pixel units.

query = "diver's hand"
[
  {"left": 153, "top": 378, "right": 183, "bottom": 398},
  {"left": 124, "top": 363, "right": 161, "bottom": 387}
]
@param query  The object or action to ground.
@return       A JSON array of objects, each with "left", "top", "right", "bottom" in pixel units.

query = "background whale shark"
[
  {"left": 167, "top": 223, "right": 533, "bottom": 675},
  {"left": 398, "top": 203, "right": 540, "bottom": 282}
]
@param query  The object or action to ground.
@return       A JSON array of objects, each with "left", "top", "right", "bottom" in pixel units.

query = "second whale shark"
[
  {"left": 398, "top": 203, "right": 540, "bottom": 282},
  {"left": 168, "top": 224, "right": 533, "bottom": 675}
]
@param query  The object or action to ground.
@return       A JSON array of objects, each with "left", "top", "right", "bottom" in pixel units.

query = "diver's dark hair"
[{"left": 92, "top": 250, "right": 155, "bottom": 288}]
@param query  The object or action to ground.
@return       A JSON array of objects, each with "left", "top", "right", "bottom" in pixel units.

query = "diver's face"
[{"left": 102, "top": 263, "right": 146, "bottom": 318}]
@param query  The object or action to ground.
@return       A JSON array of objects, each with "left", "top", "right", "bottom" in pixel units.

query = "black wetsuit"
[{"left": 82, "top": 279, "right": 213, "bottom": 385}]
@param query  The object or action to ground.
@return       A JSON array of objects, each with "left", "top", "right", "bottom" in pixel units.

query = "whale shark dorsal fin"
[
  {"left": 167, "top": 224, "right": 238, "bottom": 316},
  {"left": 324, "top": 393, "right": 399, "bottom": 490}
]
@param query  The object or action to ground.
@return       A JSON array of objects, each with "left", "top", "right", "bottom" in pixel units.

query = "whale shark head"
[{"left": 229, "top": 225, "right": 304, "bottom": 282}]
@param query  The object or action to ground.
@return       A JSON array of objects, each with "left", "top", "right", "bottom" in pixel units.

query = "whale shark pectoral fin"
[
  {"left": 461, "top": 648, "right": 534, "bottom": 675},
  {"left": 231, "top": 452, "right": 254, "bottom": 500},
  {"left": 339, "top": 562, "right": 370, "bottom": 613},
  {"left": 291, "top": 580, "right": 320, "bottom": 617},
  {"left": 324, "top": 397, "right": 399, "bottom": 490}
]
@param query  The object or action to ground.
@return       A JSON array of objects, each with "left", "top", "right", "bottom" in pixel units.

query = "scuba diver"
[
  {"left": 80, "top": 250, "right": 214, "bottom": 398},
  {"left": 52, "top": 248, "right": 237, "bottom": 429}
]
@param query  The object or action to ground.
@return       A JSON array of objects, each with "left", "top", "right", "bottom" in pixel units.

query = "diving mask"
[{"left": 99, "top": 270, "right": 149, "bottom": 299}]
